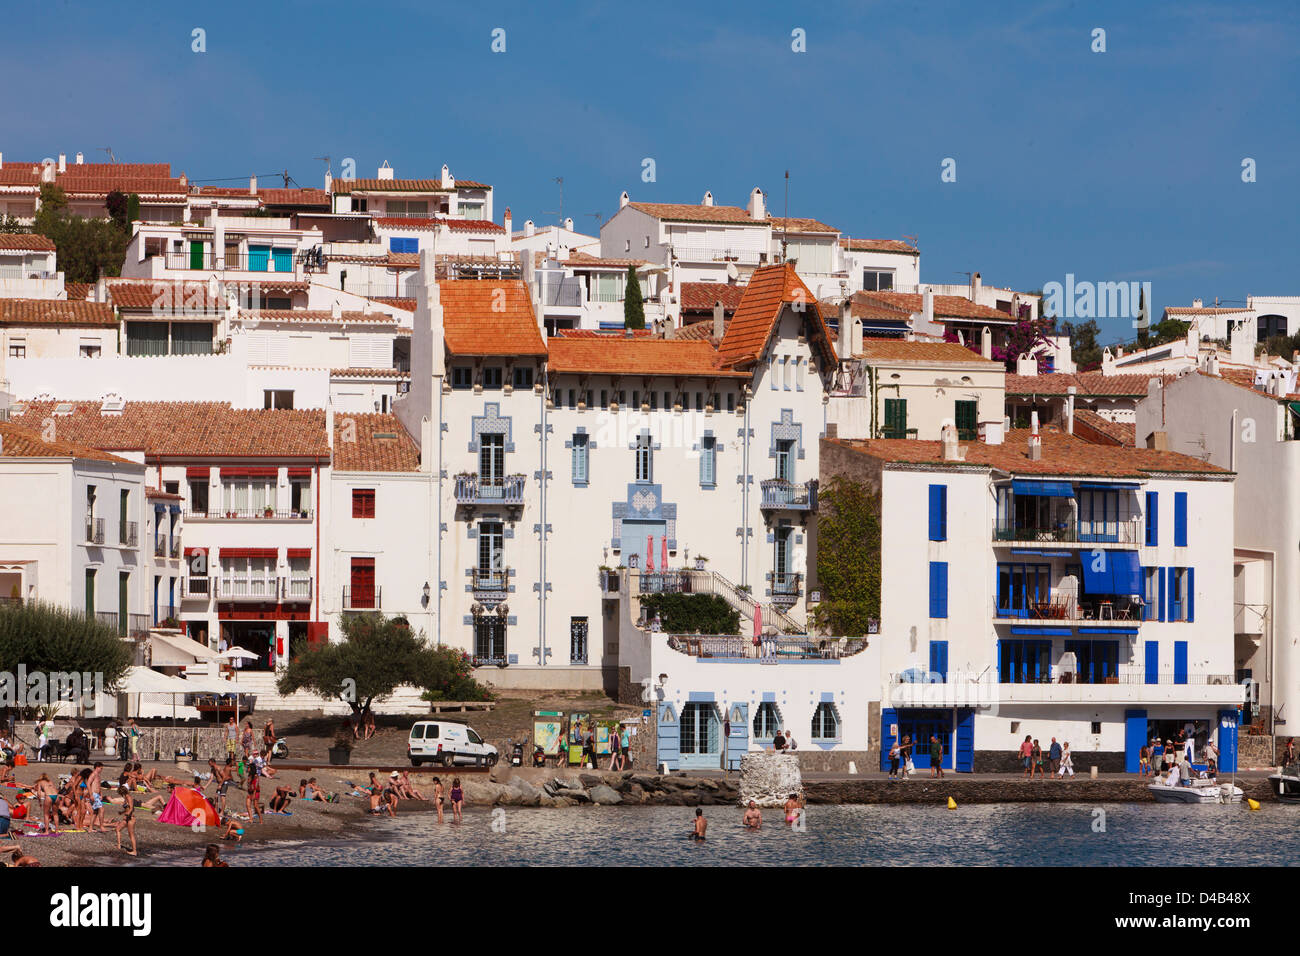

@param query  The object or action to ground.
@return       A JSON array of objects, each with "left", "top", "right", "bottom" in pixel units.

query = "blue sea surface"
[{"left": 167, "top": 802, "right": 1300, "bottom": 866}]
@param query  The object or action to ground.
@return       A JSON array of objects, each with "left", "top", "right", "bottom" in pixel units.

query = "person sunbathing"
[
  {"left": 9, "top": 847, "right": 39, "bottom": 867},
  {"left": 268, "top": 786, "right": 294, "bottom": 813},
  {"left": 300, "top": 778, "right": 329, "bottom": 801},
  {"left": 396, "top": 771, "right": 425, "bottom": 801}
]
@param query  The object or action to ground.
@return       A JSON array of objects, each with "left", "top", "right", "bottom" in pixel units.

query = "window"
[
  {"left": 451, "top": 366, "right": 473, "bottom": 390},
  {"left": 1143, "top": 567, "right": 1159, "bottom": 621},
  {"left": 570, "top": 617, "right": 588, "bottom": 664},
  {"left": 223, "top": 476, "right": 275, "bottom": 516},
  {"left": 811, "top": 702, "right": 841, "bottom": 741},
  {"left": 774, "top": 526, "right": 793, "bottom": 591},
  {"left": 349, "top": 557, "right": 376, "bottom": 609},
  {"left": 474, "top": 615, "right": 506, "bottom": 663},
  {"left": 79, "top": 344, "right": 101, "bottom": 358},
  {"left": 1145, "top": 491, "right": 1159, "bottom": 545},
  {"left": 753, "top": 702, "right": 783, "bottom": 739},
  {"left": 265, "top": 296, "right": 292, "bottom": 311},
  {"left": 928, "top": 484, "right": 947, "bottom": 541},
  {"left": 699, "top": 435, "right": 717, "bottom": 487},
  {"left": 263, "top": 389, "right": 294, "bottom": 410},
  {"left": 571, "top": 433, "right": 589, "bottom": 485},
  {"left": 85, "top": 569, "right": 96, "bottom": 615},
  {"left": 695, "top": 392, "right": 704, "bottom": 412},
  {"left": 883, "top": 398, "right": 908, "bottom": 438},
  {"left": 862, "top": 269, "right": 895, "bottom": 291},
  {"left": 929, "top": 561, "right": 948, "bottom": 618},
  {"left": 1174, "top": 491, "right": 1188, "bottom": 546},
  {"left": 954, "top": 400, "right": 977, "bottom": 441},
  {"left": 635, "top": 433, "right": 653, "bottom": 483},
  {"left": 352, "top": 488, "right": 376, "bottom": 518},
  {"left": 1090, "top": 721, "right": 1102, "bottom": 735},
  {"left": 119, "top": 489, "right": 130, "bottom": 545},
  {"left": 289, "top": 476, "right": 310, "bottom": 515},
  {"left": 512, "top": 366, "right": 534, "bottom": 389},
  {"left": 8, "top": 343, "right": 25, "bottom": 358},
  {"left": 998, "top": 639, "right": 1051, "bottom": 683},
  {"left": 1168, "top": 567, "right": 1194, "bottom": 622},
  {"left": 388, "top": 237, "right": 419, "bottom": 254},
  {"left": 221, "top": 555, "right": 276, "bottom": 599},
  {"left": 478, "top": 521, "right": 504, "bottom": 576},
  {"left": 482, "top": 367, "right": 503, "bottom": 390},
  {"left": 479, "top": 434, "right": 504, "bottom": 486},
  {"left": 726, "top": 392, "right": 736, "bottom": 412},
  {"left": 929, "top": 641, "right": 949, "bottom": 683}
]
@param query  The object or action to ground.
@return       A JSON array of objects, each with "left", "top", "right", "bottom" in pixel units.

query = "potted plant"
[
  {"left": 695, "top": 556, "right": 708, "bottom": 570},
  {"left": 263, "top": 506, "right": 274, "bottom": 518},
  {"left": 328, "top": 729, "right": 353, "bottom": 766}
]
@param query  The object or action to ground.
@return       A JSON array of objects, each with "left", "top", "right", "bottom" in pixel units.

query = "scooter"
[
  {"left": 510, "top": 741, "right": 524, "bottom": 767},
  {"left": 532, "top": 745, "right": 548, "bottom": 768},
  {"left": 271, "top": 739, "right": 289, "bottom": 760}
]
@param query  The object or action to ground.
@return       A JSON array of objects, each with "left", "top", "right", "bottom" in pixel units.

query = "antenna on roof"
[
  {"left": 586, "top": 212, "right": 603, "bottom": 230},
  {"left": 540, "top": 177, "right": 564, "bottom": 225},
  {"left": 280, "top": 169, "right": 291, "bottom": 187},
  {"left": 782, "top": 170, "right": 789, "bottom": 262},
  {"left": 99, "top": 146, "right": 116, "bottom": 163},
  {"left": 903, "top": 233, "right": 918, "bottom": 249},
  {"left": 315, "top": 156, "right": 331, "bottom": 177}
]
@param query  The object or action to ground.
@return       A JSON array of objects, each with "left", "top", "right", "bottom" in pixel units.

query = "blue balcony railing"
[{"left": 454, "top": 473, "right": 526, "bottom": 506}]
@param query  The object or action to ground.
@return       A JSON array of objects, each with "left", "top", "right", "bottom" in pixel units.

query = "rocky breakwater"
[
  {"left": 738, "top": 752, "right": 803, "bottom": 807},
  {"left": 460, "top": 767, "right": 739, "bottom": 807}
]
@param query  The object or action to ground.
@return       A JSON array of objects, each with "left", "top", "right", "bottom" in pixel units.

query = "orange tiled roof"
[
  {"left": 374, "top": 217, "right": 504, "bottom": 233},
  {"left": 679, "top": 282, "right": 746, "bottom": 312},
  {"left": 854, "top": 290, "right": 1012, "bottom": 322},
  {"left": 0, "top": 298, "right": 116, "bottom": 327},
  {"left": 331, "top": 413, "right": 420, "bottom": 472},
  {"left": 857, "top": 339, "right": 1001, "bottom": 365},
  {"left": 107, "top": 278, "right": 223, "bottom": 312},
  {"left": 259, "top": 187, "right": 330, "bottom": 207},
  {"left": 238, "top": 309, "right": 397, "bottom": 325},
  {"left": 1164, "top": 307, "right": 1250, "bottom": 316},
  {"left": 331, "top": 178, "right": 453, "bottom": 194},
  {"left": 439, "top": 280, "right": 546, "bottom": 356},
  {"left": 1072, "top": 409, "right": 1136, "bottom": 446},
  {"left": 1004, "top": 372, "right": 1158, "bottom": 398},
  {"left": 0, "top": 164, "right": 41, "bottom": 187},
  {"left": 769, "top": 215, "right": 838, "bottom": 234},
  {"left": 674, "top": 320, "right": 723, "bottom": 344},
  {"left": 627, "top": 202, "right": 765, "bottom": 225},
  {"left": 454, "top": 180, "right": 492, "bottom": 190},
  {"left": 833, "top": 428, "right": 1229, "bottom": 478},
  {"left": 0, "top": 421, "right": 136, "bottom": 465},
  {"left": 369, "top": 297, "right": 416, "bottom": 312},
  {"left": 4, "top": 401, "right": 329, "bottom": 460},
  {"left": 562, "top": 251, "right": 648, "bottom": 269},
  {"left": 330, "top": 367, "right": 409, "bottom": 379},
  {"left": 718, "top": 263, "right": 837, "bottom": 369},
  {"left": 0, "top": 233, "right": 55, "bottom": 251},
  {"left": 64, "top": 282, "right": 93, "bottom": 301},
  {"left": 840, "top": 238, "right": 919, "bottom": 255},
  {"left": 547, "top": 337, "right": 748, "bottom": 378}
]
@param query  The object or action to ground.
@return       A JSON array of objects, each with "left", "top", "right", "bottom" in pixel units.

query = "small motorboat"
[
  {"left": 1148, "top": 777, "right": 1244, "bottom": 804},
  {"left": 1267, "top": 763, "right": 1300, "bottom": 803}
]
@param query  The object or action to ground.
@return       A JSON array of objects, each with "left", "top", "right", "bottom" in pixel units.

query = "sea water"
[{"left": 150, "top": 802, "right": 1300, "bottom": 866}]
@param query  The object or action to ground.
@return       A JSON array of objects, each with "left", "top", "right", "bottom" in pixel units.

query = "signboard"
[
  {"left": 867, "top": 619, "right": 881, "bottom": 635},
  {"left": 809, "top": 590, "right": 821, "bottom": 603}
]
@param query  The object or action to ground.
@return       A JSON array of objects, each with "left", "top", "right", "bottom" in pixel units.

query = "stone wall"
[
  {"left": 975, "top": 749, "right": 1125, "bottom": 774},
  {"left": 795, "top": 750, "right": 877, "bottom": 773},
  {"left": 1238, "top": 734, "right": 1276, "bottom": 768},
  {"left": 806, "top": 776, "right": 1274, "bottom": 804}
]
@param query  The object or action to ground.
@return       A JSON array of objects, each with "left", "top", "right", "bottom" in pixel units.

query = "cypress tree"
[{"left": 623, "top": 264, "right": 645, "bottom": 330}]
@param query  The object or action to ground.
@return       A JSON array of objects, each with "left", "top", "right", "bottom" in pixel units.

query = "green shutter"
[
  {"left": 189, "top": 240, "right": 205, "bottom": 270},
  {"left": 85, "top": 569, "right": 95, "bottom": 615},
  {"left": 955, "top": 400, "right": 977, "bottom": 440},
  {"left": 883, "top": 398, "right": 908, "bottom": 438}
]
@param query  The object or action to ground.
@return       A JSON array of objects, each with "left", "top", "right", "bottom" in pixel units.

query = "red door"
[{"left": 350, "top": 558, "right": 375, "bottom": 609}]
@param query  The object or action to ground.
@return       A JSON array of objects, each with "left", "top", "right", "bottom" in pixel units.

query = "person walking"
[
  {"left": 1031, "top": 739, "right": 1045, "bottom": 780},
  {"left": 225, "top": 716, "right": 238, "bottom": 761},
  {"left": 887, "top": 739, "right": 901, "bottom": 780},
  {"left": 1057, "top": 743, "right": 1075, "bottom": 779},
  {"left": 432, "top": 777, "right": 446, "bottom": 824},
  {"left": 1019, "top": 735, "right": 1034, "bottom": 777},
  {"left": 929, "top": 735, "right": 943, "bottom": 778},
  {"left": 449, "top": 777, "right": 464, "bottom": 824},
  {"left": 900, "top": 734, "right": 914, "bottom": 779},
  {"left": 126, "top": 718, "right": 140, "bottom": 761},
  {"left": 586, "top": 729, "right": 597, "bottom": 769},
  {"left": 262, "top": 719, "right": 276, "bottom": 760},
  {"left": 1048, "top": 737, "right": 1062, "bottom": 775}
]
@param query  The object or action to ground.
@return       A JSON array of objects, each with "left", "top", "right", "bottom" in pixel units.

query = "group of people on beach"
[
  {"left": 1139, "top": 729, "right": 1218, "bottom": 778},
  {"left": 2, "top": 761, "right": 144, "bottom": 858},
  {"left": 349, "top": 771, "right": 465, "bottom": 823},
  {"left": 1017, "top": 736, "right": 1075, "bottom": 779}
]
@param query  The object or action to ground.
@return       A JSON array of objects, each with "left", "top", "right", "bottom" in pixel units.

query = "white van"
[{"left": 408, "top": 720, "right": 498, "bottom": 767}]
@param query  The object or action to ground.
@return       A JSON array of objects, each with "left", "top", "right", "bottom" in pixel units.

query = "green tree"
[
  {"left": 105, "top": 190, "right": 130, "bottom": 230},
  {"left": 276, "top": 613, "right": 490, "bottom": 718},
  {"left": 0, "top": 602, "right": 133, "bottom": 710},
  {"left": 812, "top": 476, "right": 881, "bottom": 636},
  {"left": 623, "top": 264, "right": 645, "bottom": 330},
  {"left": 32, "top": 182, "right": 129, "bottom": 283},
  {"left": 637, "top": 593, "right": 739, "bottom": 634},
  {"left": 1061, "top": 319, "right": 1103, "bottom": 370}
]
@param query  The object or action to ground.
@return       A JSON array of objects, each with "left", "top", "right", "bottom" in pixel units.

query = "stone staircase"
[
  {"left": 649, "top": 568, "right": 805, "bottom": 634},
  {"left": 226, "top": 672, "right": 433, "bottom": 715}
]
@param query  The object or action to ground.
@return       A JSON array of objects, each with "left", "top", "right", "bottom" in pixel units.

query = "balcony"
[
  {"left": 94, "top": 611, "right": 150, "bottom": 638},
  {"left": 163, "top": 251, "right": 300, "bottom": 276},
  {"left": 470, "top": 568, "right": 510, "bottom": 601},
  {"left": 876, "top": 427, "right": 918, "bottom": 439},
  {"left": 994, "top": 585, "right": 1145, "bottom": 625},
  {"left": 342, "top": 585, "right": 381, "bottom": 611},
  {"left": 86, "top": 517, "right": 105, "bottom": 545},
  {"left": 666, "top": 634, "right": 867, "bottom": 661},
  {"left": 218, "top": 578, "right": 278, "bottom": 602},
  {"left": 182, "top": 576, "right": 211, "bottom": 599},
  {"left": 770, "top": 572, "right": 802, "bottom": 608},
  {"left": 669, "top": 244, "right": 765, "bottom": 266},
  {"left": 885, "top": 669, "right": 1243, "bottom": 707},
  {"left": 992, "top": 517, "right": 1143, "bottom": 546},
  {"left": 185, "top": 509, "right": 313, "bottom": 521},
  {"left": 760, "top": 479, "right": 817, "bottom": 512},
  {"left": 170, "top": 538, "right": 182, "bottom": 559},
  {"left": 119, "top": 521, "right": 138, "bottom": 548},
  {"left": 282, "top": 577, "right": 312, "bottom": 602},
  {"left": 454, "top": 473, "right": 526, "bottom": 510}
]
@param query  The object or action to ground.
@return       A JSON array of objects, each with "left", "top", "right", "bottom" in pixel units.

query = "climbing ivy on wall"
[
  {"left": 637, "top": 593, "right": 739, "bottom": 635},
  {"left": 812, "top": 475, "right": 881, "bottom": 636}
]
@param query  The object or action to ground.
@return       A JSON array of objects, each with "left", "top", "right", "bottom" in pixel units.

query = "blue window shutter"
[
  {"left": 1125, "top": 709, "right": 1148, "bottom": 772},
  {"left": 880, "top": 708, "right": 898, "bottom": 771},
  {"left": 571, "top": 438, "right": 587, "bottom": 483},
  {"left": 1158, "top": 567, "right": 1167, "bottom": 622},
  {"left": 699, "top": 438, "right": 715, "bottom": 486},
  {"left": 928, "top": 484, "right": 946, "bottom": 541},
  {"left": 929, "top": 561, "right": 948, "bottom": 618},
  {"left": 1144, "top": 641, "right": 1159, "bottom": 684},
  {"left": 1187, "top": 567, "right": 1194, "bottom": 622},
  {"left": 1145, "top": 491, "right": 1158, "bottom": 545},
  {"left": 1174, "top": 641, "right": 1188, "bottom": 684},
  {"left": 929, "top": 640, "right": 949, "bottom": 683},
  {"left": 1174, "top": 492, "right": 1187, "bottom": 546},
  {"left": 955, "top": 708, "right": 974, "bottom": 772}
]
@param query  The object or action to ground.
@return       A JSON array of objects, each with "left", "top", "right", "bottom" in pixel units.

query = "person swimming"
[
  {"left": 742, "top": 801, "right": 762, "bottom": 829},
  {"left": 783, "top": 793, "right": 803, "bottom": 825},
  {"left": 691, "top": 808, "right": 707, "bottom": 840}
]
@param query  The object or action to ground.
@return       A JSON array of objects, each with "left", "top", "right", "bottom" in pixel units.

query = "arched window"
[
  {"left": 753, "top": 702, "right": 783, "bottom": 740},
  {"left": 811, "top": 702, "right": 841, "bottom": 742}
]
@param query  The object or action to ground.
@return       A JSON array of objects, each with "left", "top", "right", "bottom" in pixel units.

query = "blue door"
[
  {"left": 725, "top": 702, "right": 748, "bottom": 771},
  {"left": 880, "top": 708, "right": 898, "bottom": 771},
  {"left": 271, "top": 247, "right": 292, "bottom": 273},
  {"left": 955, "top": 708, "right": 975, "bottom": 772},
  {"left": 1218, "top": 709, "right": 1238, "bottom": 773},
  {"left": 897, "top": 708, "right": 952, "bottom": 769},
  {"left": 656, "top": 703, "right": 679, "bottom": 771},
  {"left": 622, "top": 520, "right": 666, "bottom": 571},
  {"left": 248, "top": 245, "right": 270, "bottom": 271},
  {"left": 1125, "top": 709, "right": 1147, "bottom": 773},
  {"left": 679, "top": 700, "right": 722, "bottom": 770}
]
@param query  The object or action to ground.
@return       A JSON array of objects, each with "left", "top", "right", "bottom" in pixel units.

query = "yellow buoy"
[
  {"left": 947, "top": 796, "right": 957, "bottom": 810},
  {"left": 1247, "top": 798, "right": 1260, "bottom": 811}
]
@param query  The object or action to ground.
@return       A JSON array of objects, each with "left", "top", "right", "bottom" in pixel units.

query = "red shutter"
[
  {"left": 286, "top": 548, "right": 312, "bottom": 559},
  {"left": 350, "top": 557, "right": 376, "bottom": 608},
  {"left": 185, "top": 467, "right": 210, "bottom": 478},
  {"left": 287, "top": 467, "right": 311, "bottom": 478},
  {"left": 221, "top": 466, "right": 278, "bottom": 478},
  {"left": 351, "top": 488, "right": 376, "bottom": 518},
  {"left": 220, "top": 547, "right": 278, "bottom": 559}
]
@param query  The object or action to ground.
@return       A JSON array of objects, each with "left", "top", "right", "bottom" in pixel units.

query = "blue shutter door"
[
  {"left": 955, "top": 708, "right": 975, "bottom": 772},
  {"left": 1144, "top": 641, "right": 1159, "bottom": 685},
  {"left": 656, "top": 703, "right": 679, "bottom": 772},
  {"left": 1158, "top": 567, "right": 1167, "bottom": 621},
  {"left": 726, "top": 702, "right": 748, "bottom": 771},
  {"left": 248, "top": 245, "right": 270, "bottom": 271},
  {"left": 929, "top": 640, "right": 949, "bottom": 683},
  {"left": 1218, "top": 710, "right": 1238, "bottom": 773},
  {"left": 929, "top": 484, "right": 946, "bottom": 541},
  {"left": 1145, "top": 491, "right": 1158, "bottom": 545},
  {"left": 1125, "top": 709, "right": 1148, "bottom": 773},
  {"left": 1174, "top": 641, "right": 1188, "bottom": 685},
  {"left": 271, "top": 247, "right": 292, "bottom": 272},
  {"left": 880, "top": 708, "right": 898, "bottom": 771},
  {"left": 1174, "top": 492, "right": 1187, "bottom": 546},
  {"left": 929, "top": 562, "right": 948, "bottom": 618},
  {"left": 1187, "top": 567, "right": 1195, "bottom": 622}
]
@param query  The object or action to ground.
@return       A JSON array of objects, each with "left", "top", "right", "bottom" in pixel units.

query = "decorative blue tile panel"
[
  {"left": 469, "top": 402, "right": 515, "bottom": 453},
  {"left": 769, "top": 408, "right": 804, "bottom": 460}
]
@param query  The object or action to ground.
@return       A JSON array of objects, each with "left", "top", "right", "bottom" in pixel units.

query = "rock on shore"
[{"left": 738, "top": 753, "right": 802, "bottom": 807}]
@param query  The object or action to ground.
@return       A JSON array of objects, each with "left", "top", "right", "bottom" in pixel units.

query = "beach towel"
[{"left": 158, "top": 788, "right": 218, "bottom": 828}]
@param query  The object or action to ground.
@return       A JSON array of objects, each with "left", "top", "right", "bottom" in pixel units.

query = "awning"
[
  {"left": 1010, "top": 549, "right": 1072, "bottom": 557},
  {"left": 117, "top": 666, "right": 195, "bottom": 695},
  {"left": 1012, "top": 479, "right": 1074, "bottom": 497},
  {"left": 177, "top": 671, "right": 241, "bottom": 694},
  {"left": 1081, "top": 550, "right": 1143, "bottom": 595},
  {"left": 1077, "top": 481, "right": 1140, "bottom": 490},
  {"left": 150, "top": 631, "right": 219, "bottom": 666},
  {"left": 221, "top": 467, "right": 277, "bottom": 478}
]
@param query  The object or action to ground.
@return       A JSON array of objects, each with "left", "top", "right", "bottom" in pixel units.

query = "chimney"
[
  {"left": 212, "top": 206, "right": 225, "bottom": 268},
  {"left": 1066, "top": 385, "right": 1076, "bottom": 435},
  {"left": 619, "top": 191, "right": 630, "bottom": 209},
  {"left": 75, "top": 152, "right": 84, "bottom": 165},
  {"left": 504, "top": 207, "right": 512, "bottom": 234},
  {"left": 826, "top": 422, "right": 838, "bottom": 439},
  {"left": 0, "top": 152, "right": 4, "bottom": 170},
  {"left": 712, "top": 301, "right": 725, "bottom": 340},
  {"left": 923, "top": 288, "right": 934, "bottom": 328},
  {"left": 331, "top": 300, "right": 342, "bottom": 320},
  {"left": 377, "top": 162, "right": 394, "bottom": 181},
  {"left": 971, "top": 271, "right": 982, "bottom": 300},
  {"left": 564, "top": 216, "right": 573, "bottom": 232},
  {"left": 1192, "top": 298, "right": 1203, "bottom": 310},
  {"left": 981, "top": 420, "right": 1004, "bottom": 445},
  {"left": 524, "top": 219, "right": 535, "bottom": 238},
  {"left": 58, "top": 153, "right": 66, "bottom": 173},
  {"left": 95, "top": 276, "right": 106, "bottom": 303},
  {"left": 941, "top": 423, "right": 962, "bottom": 461},
  {"left": 702, "top": 191, "right": 714, "bottom": 207},
  {"left": 1148, "top": 430, "right": 1170, "bottom": 451},
  {"left": 851, "top": 318, "right": 863, "bottom": 357},
  {"left": 41, "top": 160, "right": 55, "bottom": 183},
  {"left": 249, "top": 175, "right": 257, "bottom": 195},
  {"left": 980, "top": 326, "right": 992, "bottom": 360},
  {"left": 747, "top": 187, "right": 765, "bottom": 220},
  {"left": 441, "top": 164, "right": 452, "bottom": 188},
  {"left": 324, "top": 169, "right": 332, "bottom": 193},
  {"left": 664, "top": 318, "right": 676, "bottom": 340}
]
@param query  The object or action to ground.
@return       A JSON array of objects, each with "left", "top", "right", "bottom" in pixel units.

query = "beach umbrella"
[
  {"left": 661, "top": 537, "right": 668, "bottom": 574},
  {"left": 646, "top": 535, "right": 655, "bottom": 571},
  {"left": 753, "top": 604, "right": 763, "bottom": 655}
]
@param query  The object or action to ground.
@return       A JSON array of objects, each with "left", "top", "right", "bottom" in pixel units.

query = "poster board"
[{"left": 533, "top": 717, "right": 564, "bottom": 756}]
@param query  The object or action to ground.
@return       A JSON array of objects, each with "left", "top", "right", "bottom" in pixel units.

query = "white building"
[
  {"left": 840, "top": 238, "right": 921, "bottom": 295},
  {"left": 0, "top": 234, "right": 63, "bottom": 299}
]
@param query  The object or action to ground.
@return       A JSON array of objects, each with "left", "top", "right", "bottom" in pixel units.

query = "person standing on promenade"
[
  {"left": 1057, "top": 743, "right": 1074, "bottom": 778},
  {"left": 263, "top": 719, "right": 276, "bottom": 761},
  {"left": 773, "top": 729, "right": 787, "bottom": 752},
  {"left": 1030, "top": 739, "right": 1045, "bottom": 780},
  {"left": 586, "top": 729, "right": 597, "bottom": 769},
  {"left": 1139, "top": 743, "right": 1151, "bottom": 776},
  {"left": 1150, "top": 738, "right": 1164, "bottom": 774},
  {"left": 432, "top": 777, "right": 446, "bottom": 823},
  {"left": 1284, "top": 737, "right": 1296, "bottom": 766},
  {"left": 621, "top": 726, "right": 632, "bottom": 769},
  {"left": 787, "top": 732, "right": 797, "bottom": 752},
  {"left": 1019, "top": 735, "right": 1033, "bottom": 777},
  {"left": 929, "top": 735, "right": 943, "bottom": 778},
  {"left": 900, "top": 734, "right": 914, "bottom": 778},
  {"left": 225, "top": 717, "right": 238, "bottom": 763},
  {"left": 240, "top": 721, "right": 255, "bottom": 762},
  {"left": 1204, "top": 740, "right": 1219, "bottom": 778},
  {"left": 126, "top": 719, "right": 140, "bottom": 761},
  {"left": 887, "top": 739, "right": 901, "bottom": 780},
  {"left": 1048, "top": 738, "right": 1062, "bottom": 775},
  {"left": 449, "top": 777, "right": 464, "bottom": 823}
]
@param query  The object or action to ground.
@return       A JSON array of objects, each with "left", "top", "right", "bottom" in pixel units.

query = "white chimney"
[
  {"left": 324, "top": 169, "right": 332, "bottom": 193},
  {"left": 1192, "top": 298, "right": 1203, "bottom": 309},
  {"left": 923, "top": 288, "right": 934, "bottom": 328},
  {"left": 1016, "top": 353, "right": 1038, "bottom": 376},
  {"left": 564, "top": 217, "right": 573, "bottom": 231},
  {"left": 58, "top": 153, "right": 66, "bottom": 173},
  {"left": 441, "top": 164, "right": 452, "bottom": 188},
  {"left": 747, "top": 187, "right": 766, "bottom": 220},
  {"left": 40, "top": 160, "right": 56, "bottom": 183},
  {"left": 971, "top": 271, "right": 982, "bottom": 301},
  {"left": 702, "top": 191, "right": 714, "bottom": 207},
  {"left": 331, "top": 300, "right": 342, "bottom": 320},
  {"left": 851, "top": 318, "right": 864, "bottom": 357},
  {"left": 249, "top": 175, "right": 257, "bottom": 195},
  {"left": 712, "top": 301, "right": 726, "bottom": 340},
  {"left": 95, "top": 276, "right": 106, "bottom": 303},
  {"left": 504, "top": 207, "right": 513, "bottom": 234},
  {"left": 1066, "top": 385, "right": 1076, "bottom": 435},
  {"left": 619, "top": 191, "right": 630, "bottom": 209},
  {"left": 1028, "top": 412, "right": 1042, "bottom": 460},
  {"left": 377, "top": 162, "right": 394, "bottom": 181},
  {"left": 0, "top": 152, "right": 5, "bottom": 170},
  {"left": 941, "top": 423, "right": 963, "bottom": 461},
  {"left": 980, "top": 326, "right": 992, "bottom": 360},
  {"left": 525, "top": 219, "right": 535, "bottom": 238},
  {"left": 75, "top": 152, "right": 84, "bottom": 165},
  {"left": 981, "top": 420, "right": 1004, "bottom": 445}
]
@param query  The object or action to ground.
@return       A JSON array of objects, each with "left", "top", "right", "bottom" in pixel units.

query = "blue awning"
[
  {"left": 168, "top": 504, "right": 182, "bottom": 514},
  {"left": 1081, "top": 550, "right": 1143, "bottom": 595},
  {"left": 153, "top": 503, "right": 166, "bottom": 513},
  {"left": 1012, "top": 479, "right": 1074, "bottom": 497},
  {"left": 1011, "top": 549, "right": 1072, "bottom": 557},
  {"left": 1011, "top": 626, "right": 1073, "bottom": 636},
  {"left": 1077, "top": 481, "right": 1140, "bottom": 490}
]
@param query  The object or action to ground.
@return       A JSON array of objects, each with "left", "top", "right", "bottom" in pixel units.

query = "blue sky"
[{"left": 2, "top": 0, "right": 1297, "bottom": 343}]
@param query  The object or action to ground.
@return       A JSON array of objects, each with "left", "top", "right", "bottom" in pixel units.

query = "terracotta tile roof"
[
  {"left": 454, "top": 180, "right": 492, "bottom": 190},
  {"left": 0, "top": 421, "right": 135, "bottom": 465},
  {"left": 679, "top": 282, "right": 747, "bottom": 313},
  {"left": 1164, "top": 307, "right": 1250, "bottom": 316},
  {"left": 856, "top": 339, "right": 1001, "bottom": 365},
  {"left": 840, "top": 238, "right": 919, "bottom": 255},
  {"left": 845, "top": 297, "right": 916, "bottom": 322},
  {"left": 1072, "top": 409, "right": 1136, "bottom": 446},
  {"left": 64, "top": 282, "right": 93, "bottom": 301},
  {"left": 854, "top": 290, "right": 1012, "bottom": 322},
  {"left": 627, "top": 202, "right": 765, "bottom": 225},
  {"left": 562, "top": 251, "right": 648, "bottom": 269},
  {"left": 769, "top": 215, "right": 838, "bottom": 234},
  {"left": 439, "top": 280, "right": 546, "bottom": 356},
  {"left": 239, "top": 309, "right": 397, "bottom": 325},
  {"left": 4, "top": 401, "right": 330, "bottom": 460},
  {"left": 1004, "top": 372, "right": 1158, "bottom": 398},
  {"left": 330, "top": 367, "right": 409, "bottom": 379},
  {"left": 375, "top": 217, "right": 504, "bottom": 233},
  {"left": 369, "top": 297, "right": 416, "bottom": 312},
  {"left": 0, "top": 165, "right": 41, "bottom": 187},
  {"left": 552, "top": 328, "right": 653, "bottom": 338},
  {"left": 547, "top": 337, "right": 748, "bottom": 378},
  {"left": 107, "top": 278, "right": 223, "bottom": 312},
  {"left": 64, "top": 163, "right": 172, "bottom": 177},
  {"left": 332, "top": 413, "right": 419, "bottom": 472},
  {"left": 259, "top": 188, "right": 330, "bottom": 207},
  {"left": 832, "top": 428, "right": 1230, "bottom": 478},
  {"left": 331, "top": 179, "right": 453, "bottom": 194},
  {"left": 718, "top": 263, "right": 837, "bottom": 369},
  {"left": 674, "top": 320, "right": 722, "bottom": 344},
  {"left": 146, "top": 486, "right": 185, "bottom": 501},
  {"left": 0, "top": 233, "right": 55, "bottom": 251},
  {"left": 57, "top": 173, "right": 187, "bottom": 198},
  {"left": 0, "top": 298, "right": 116, "bottom": 327}
]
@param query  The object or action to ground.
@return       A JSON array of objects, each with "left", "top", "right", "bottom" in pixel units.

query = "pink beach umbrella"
[
  {"left": 753, "top": 604, "right": 763, "bottom": 637},
  {"left": 646, "top": 535, "right": 655, "bottom": 571},
  {"left": 661, "top": 537, "right": 668, "bottom": 572}
]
